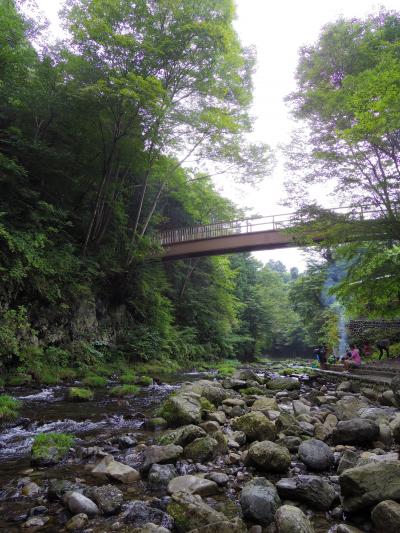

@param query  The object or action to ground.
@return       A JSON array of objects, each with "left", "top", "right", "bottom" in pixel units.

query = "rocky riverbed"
[{"left": 2, "top": 364, "right": 400, "bottom": 532}]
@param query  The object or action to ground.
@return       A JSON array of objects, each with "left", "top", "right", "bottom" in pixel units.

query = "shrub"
[
  {"left": 36, "top": 369, "right": 61, "bottom": 385},
  {"left": 7, "top": 373, "right": 32, "bottom": 386},
  {"left": 110, "top": 384, "right": 139, "bottom": 397},
  {"left": 83, "top": 375, "right": 107, "bottom": 387},
  {"left": 67, "top": 387, "right": 93, "bottom": 401},
  {"left": 31, "top": 432, "right": 74, "bottom": 464},
  {"left": 120, "top": 371, "right": 136, "bottom": 384},
  {"left": 0, "top": 394, "right": 21, "bottom": 421},
  {"left": 58, "top": 368, "right": 78, "bottom": 381}
]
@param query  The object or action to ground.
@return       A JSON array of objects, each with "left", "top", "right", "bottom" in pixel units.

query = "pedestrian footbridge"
[{"left": 156, "top": 205, "right": 380, "bottom": 260}]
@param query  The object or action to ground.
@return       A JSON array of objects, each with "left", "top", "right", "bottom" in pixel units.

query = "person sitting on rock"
[
  {"left": 344, "top": 344, "right": 361, "bottom": 371},
  {"left": 376, "top": 339, "right": 390, "bottom": 360}
]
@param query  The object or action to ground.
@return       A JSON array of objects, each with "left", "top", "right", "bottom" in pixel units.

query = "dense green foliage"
[
  {"left": 285, "top": 10, "right": 400, "bottom": 322},
  {"left": 0, "top": 0, "right": 277, "bottom": 372},
  {"left": 0, "top": 394, "right": 21, "bottom": 421}
]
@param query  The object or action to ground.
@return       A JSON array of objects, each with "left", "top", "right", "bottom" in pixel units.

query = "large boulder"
[
  {"left": 267, "top": 377, "right": 300, "bottom": 391},
  {"left": 231, "top": 411, "right": 276, "bottom": 442},
  {"left": 298, "top": 439, "right": 334, "bottom": 471},
  {"left": 183, "top": 437, "right": 219, "bottom": 462},
  {"left": 182, "top": 381, "right": 229, "bottom": 406},
  {"left": 141, "top": 445, "right": 183, "bottom": 472},
  {"left": 371, "top": 500, "right": 400, "bottom": 533},
  {"left": 63, "top": 491, "right": 99, "bottom": 517},
  {"left": 159, "top": 393, "right": 202, "bottom": 426},
  {"left": 339, "top": 462, "right": 400, "bottom": 512},
  {"left": 148, "top": 464, "right": 178, "bottom": 489},
  {"left": 157, "top": 425, "right": 206, "bottom": 447},
  {"left": 91, "top": 455, "right": 140, "bottom": 483},
  {"left": 239, "top": 477, "right": 280, "bottom": 525},
  {"left": 275, "top": 411, "right": 302, "bottom": 437},
  {"left": 251, "top": 397, "right": 279, "bottom": 413},
  {"left": 168, "top": 475, "right": 218, "bottom": 496},
  {"left": 332, "top": 418, "right": 379, "bottom": 445},
  {"left": 275, "top": 505, "right": 315, "bottom": 533},
  {"left": 276, "top": 475, "right": 336, "bottom": 510},
  {"left": 167, "top": 492, "right": 228, "bottom": 532},
  {"left": 334, "top": 397, "right": 368, "bottom": 421},
  {"left": 90, "top": 484, "right": 123, "bottom": 515},
  {"left": 247, "top": 440, "right": 291, "bottom": 473}
]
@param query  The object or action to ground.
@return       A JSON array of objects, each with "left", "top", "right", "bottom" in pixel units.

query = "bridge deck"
[{"left": 161, "top": 228, "right": 307, "bottom": 259}]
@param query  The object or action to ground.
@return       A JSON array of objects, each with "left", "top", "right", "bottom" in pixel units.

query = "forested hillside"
[{"left": 1, "top": 0, "right": 311, "bottom": 382}]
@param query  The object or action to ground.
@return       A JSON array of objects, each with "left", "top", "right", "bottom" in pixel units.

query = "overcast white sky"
[{"left": 36, "top": 0, "right": 399, "bottom": 270}]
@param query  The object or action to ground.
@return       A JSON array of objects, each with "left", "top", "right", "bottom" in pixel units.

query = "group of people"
[{"left": 313, "top": 338, "right": 391, "bottom": 371}]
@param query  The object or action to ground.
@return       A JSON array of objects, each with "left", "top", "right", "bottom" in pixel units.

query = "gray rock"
[
  {"left": 91, "top": 484, "right": 123, "bottom": 515},
  {"left": 160, "top": 393, "right": 202, "bottom": 426},
  {"left": 148, "top": 464, "right": 178, "bottom": 489},
  {"left": 66, "top": 513, "right": 89, "bottom": 531},
  {"left": 293, "top": 400, "right": 311, "bottom": 416},
  {"left": 381, "top": 390, "right": 396, "bottom": 406},
  {"left": 64, "top": 491, "right": 99, "bottom": 517},
  {"left": 167, "top": 492, "right": 227, "bottom": 531},
  {"left": 332, "top": 418, "right": 379, "bottom": 445},
  {"left": 168, "top": 475, "right": 218, "bottom": 496},
  {"left": 275, "top": 411, "right": 302, "bottom": 437},
  {"left": 340, "top": 461, "right": 400, "bottom": 512},
  {"left": 200, "top": 421, "right": 220, "bottom": 433},
  {"left": 231, "top": 411, "right": 276, "bottom": 442},
  {"left": 267, "top": 377, "right": 300, "bottom": 391},
  {"left": 207, "top": 411, "right": 227, "bottom": 424},
  {"left": 158, "top": 425, "right": 206, "bottom": 446},
  {"left": 240, "top": 477, "right": 280, "bottom": 525},
  {"left": 298, "top": 439, "right": 334, "bottom": 471},
  {"left": 92, "top": 455, "right": 141, "bottom": 483},
  {"left": 371, "top": 500, "right": 400, "bottom": 533},
  {"left": 183, "top": 380, "right": 229, "bottom": 405},
  {"left": 337, "top": 450, "right": 359, "bottom": 475},
  {"left": 183, "top": 436, "right": 219, "bottom": 462},
  {"left": 335, "top": 397, "right": 368, "bottom": 421},
  {"left": 205, "top": 472, "right": 229, "bottom": 486},
  {"left": 222, "top": 378, "right": 247, "bottom": 390},
  {"left": 277, "top": 435, "right": 302, "bottom": 452},
  {"left": 275, "top": 505, "right": 314, "bottom": 533},
  {"left": 336, "top": 526, "right": 365, "bottom": 533},
  {"left": 22, "top": 517, "right": 49, "bottom": 528},
  {"left": 21, "top": 481, "right": 41, "bottom": 497},
  {"left": 251, "top": 397, "right": 279, "bottom": 413},
  {"left": 247, "top": 440, "right": 291, "bottom": 473},
  {"left": 124, "top": 500, "right": 174, "bottom": 529},
  {"left": 141, "top": 445, "right": 183, "bottom": 472},
  {"left": 276, "top": 475, "right": 336, "bottom": 510}
]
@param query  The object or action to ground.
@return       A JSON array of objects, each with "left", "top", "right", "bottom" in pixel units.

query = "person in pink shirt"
[{"left": 344, "top": 344, "right": 361, "bottom": 370}]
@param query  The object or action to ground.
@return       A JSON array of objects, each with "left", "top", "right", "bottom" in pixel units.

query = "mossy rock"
[
  {"left": 120, "top": 372, "right": 136, "bottom": 384},
  {"left": 232, "top": 411, "right": 277, "bottom": 442},
  {"left": 184, "top": 436, "right": 219, "bottom": 462},
  {"left": 158, "top": 394, "right": 202, "bottom": 427},
  {"left": 110, "top": 384, "right": 139, "bottom": 397},
  {"left": 0, "top": 394, "right": 21, "bottom": 422},
  {"left": 200, "top": 397, "right": 215, "bottom": 413},
  {"left": 157, "top": 425, "right": 206, "bottom": 446},
  {"left": 68, "top": 387, "right": 94, "bottom": 401},
  {"left": 146, "top": 417, "right": 168, "bottom": 430},
  {"left": 267, "top": 377, "right": 300, "bottom": 391},
  {"left": 136, "top": 375, "right": 153, "bottom": 386},
  {"left": 31, "top": 432, "right": 74, "bottom": 466}
]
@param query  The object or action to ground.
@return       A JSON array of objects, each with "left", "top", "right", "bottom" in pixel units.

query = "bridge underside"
[{"left": 162, "top": 229, "right": 317, "bottom": 259}]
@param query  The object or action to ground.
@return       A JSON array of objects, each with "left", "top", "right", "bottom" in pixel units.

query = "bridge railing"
[{"left": 156, "top": 205, "right": 382, "bottom": 246}]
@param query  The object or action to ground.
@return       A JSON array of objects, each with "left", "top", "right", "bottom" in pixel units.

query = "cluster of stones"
[{"left": 14, "top": 370, "right": 400, "bottom": 532}]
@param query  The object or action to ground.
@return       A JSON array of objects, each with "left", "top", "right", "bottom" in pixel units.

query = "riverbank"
[{"left": 1, "top": 360, "right": 399, "bottom": 532}]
